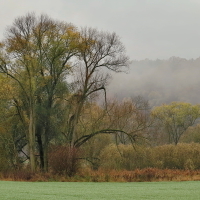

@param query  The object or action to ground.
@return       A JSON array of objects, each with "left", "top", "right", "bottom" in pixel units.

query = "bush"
[
  {"left": 0, "top": 150, "right": 9, "bottom": 171},
  {"left": 81, "top": 134, "right": 112, "bottom": 170},
  {"left": 99, "top": 143, "right": 200, "bottom": 171},
  {"left": 48, "top": 145, "right": 80, "bottom": 176},
  {"left": 153, "top": 143, "right": 200, "bottom": 169},
  {"left": 100, "top": 144, "right": 153, "bottom": 170},
  {"left": 0, "top": 132, "right": 20, "bottom": 172}
]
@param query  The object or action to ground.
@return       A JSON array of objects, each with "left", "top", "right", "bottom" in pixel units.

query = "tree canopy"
[{"left": 152, "top": 102, "right": 200, "bottom": 145}]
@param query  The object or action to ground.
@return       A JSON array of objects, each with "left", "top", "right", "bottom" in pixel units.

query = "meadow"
[{"left": 0, "top": 181, "right": 199, "bottom": 200}]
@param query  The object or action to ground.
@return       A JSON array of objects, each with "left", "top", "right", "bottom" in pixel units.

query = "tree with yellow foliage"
[
  {"left": 0, "top": 13, "right": 80, "bottom": 172},
  {"left": 152, "top": 102, "right": 200, "bottom": 145}
]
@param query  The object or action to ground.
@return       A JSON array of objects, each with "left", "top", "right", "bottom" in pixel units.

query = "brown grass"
[
  {"left": 77, "top": 168, "right": 200, "bottom": 182},
  {"left": 1, "top": 168, "right": 200, "bottom": 182}
]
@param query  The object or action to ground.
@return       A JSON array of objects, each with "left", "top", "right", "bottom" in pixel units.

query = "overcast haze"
[{"left": 1, "top": 0, "right": 200, "bottom": 60}]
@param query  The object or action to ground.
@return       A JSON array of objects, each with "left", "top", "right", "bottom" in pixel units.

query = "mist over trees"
[{"left": 108, "top": 57, "right": 200, "bottom": 106}]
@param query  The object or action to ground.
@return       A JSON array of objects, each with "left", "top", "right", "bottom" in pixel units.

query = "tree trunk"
[
  {"left": 36, "top": 123, "right": 48, "bottom": 172},
  {"left": 36, "top": 131, "right": 44, "bottom": 170},
  {"left": 43, "top": 128, "right": 49, "bottom": 172},
  {"left": 29, "top": 107, "right": 36, "bottom": 172},
  {"left": 68, "top": 100, "right": 84, "bottom": 147}
]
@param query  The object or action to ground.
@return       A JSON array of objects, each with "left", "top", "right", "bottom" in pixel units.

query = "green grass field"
[{"left": 0, "top": 181, "right": 199, "bottom": 200}]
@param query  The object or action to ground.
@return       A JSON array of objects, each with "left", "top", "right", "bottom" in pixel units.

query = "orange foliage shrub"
[{"left": 48, "top": 145, "right": 80, "bottom": 176}]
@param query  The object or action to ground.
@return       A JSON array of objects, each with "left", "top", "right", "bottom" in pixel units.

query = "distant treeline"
[{"left": 109, "top": 57, "right": 200, "bottom": 106}]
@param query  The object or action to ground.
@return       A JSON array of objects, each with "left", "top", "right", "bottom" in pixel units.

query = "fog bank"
[{"left": 108, "top": 57, "right": 200, "bottom": 106}]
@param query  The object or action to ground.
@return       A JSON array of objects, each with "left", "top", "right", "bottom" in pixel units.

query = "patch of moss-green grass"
[{"left": 0, "top": 181, "right": 199, "bottom": 200}]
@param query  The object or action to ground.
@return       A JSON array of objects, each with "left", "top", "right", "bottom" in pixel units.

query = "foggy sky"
[
  {"left": 1, "top": 1, "right": 200, "bottom": 105},
  {"left": 108, "top": 57, "right": 200, "bottom": 106},
  {"left": 1, "top": 0, "right": 200, "bottom": 60}
]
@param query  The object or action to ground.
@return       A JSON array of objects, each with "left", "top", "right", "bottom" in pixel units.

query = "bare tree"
[
  {"left": 63, "top": 27, "right": 130, "bottom": 147},
  {"left": 105, "top": 97, "right": 152, "bottom": 145}
]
